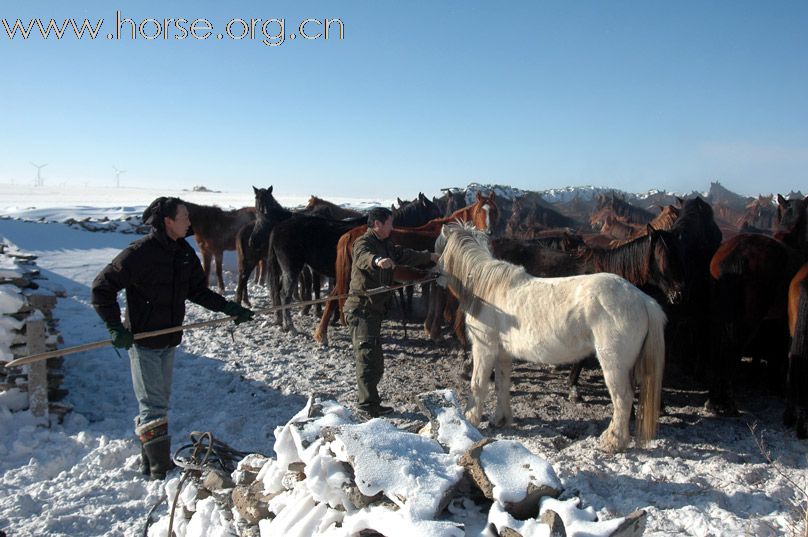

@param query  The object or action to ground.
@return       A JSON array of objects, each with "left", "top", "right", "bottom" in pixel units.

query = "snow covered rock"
[
  {"left": 415, "top": 389, "right": 483, "bottom": 455},
  {"left": 460, "top": 438, "right": 562, "bottom": 520}
]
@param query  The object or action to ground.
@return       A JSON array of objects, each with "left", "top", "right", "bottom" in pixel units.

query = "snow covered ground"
[{"left": 1, "top": 183, "right": 808, "bottom": 536}]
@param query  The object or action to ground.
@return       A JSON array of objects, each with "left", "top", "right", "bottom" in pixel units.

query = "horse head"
[
  {"left": 472, "top": 191, "right": 498, "bottom": 235},
  {"left": 776, "top": 195, "right": 808, "bottom": 250},
  {"left": 646, "top": 226, "right": 685, "bottom": 305}
]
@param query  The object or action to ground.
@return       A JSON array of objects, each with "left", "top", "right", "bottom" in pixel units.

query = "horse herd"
[{"left": 182, "top": 187, "right": 808, "bottom": 452}]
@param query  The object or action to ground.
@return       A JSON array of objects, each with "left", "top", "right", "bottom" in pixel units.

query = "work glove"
[
  {"left": 223, "top": 301, "right": 255, "bottom": 325},
  {"left": 106, "top": 321, "right": 134, "bottom": 349}
]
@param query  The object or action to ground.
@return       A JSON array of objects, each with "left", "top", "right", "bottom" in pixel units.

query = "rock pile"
[
  {"left": 0, "top": 241, "right": 69, "bottom": 419},
  {"left": 151, "top": 391, "right": 646, "bottom": 537}
]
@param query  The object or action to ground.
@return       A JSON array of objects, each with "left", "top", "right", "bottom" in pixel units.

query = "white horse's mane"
[{"left": 440, "top": 222, "right": 530, "bottom": 316}]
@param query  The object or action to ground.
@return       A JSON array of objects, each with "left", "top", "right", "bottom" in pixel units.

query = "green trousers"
[{"left": 345, "top": 306, "right": 384, "bottom": 406}]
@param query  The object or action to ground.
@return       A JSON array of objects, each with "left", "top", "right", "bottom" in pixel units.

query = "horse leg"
[
  {"left": 464, "top": 331, "right": 496, "bottom": 427},
  {"left": 314, "top": 289, "right": 337, "bottom": 346},
  {"left": 425, "top": 284, "right": 447, "bottom": 340},
  {"left": 202, "top": 249, "right": 213, "bottom": 288},
  {"left": 214, "top": 251, "right": 225, "bottom": 293},
  {"left": 236, "top": 255, "right": 255, "bottom": 308},
  {"left": 281, "top": 267, "right": 300, "bottom": 334},
  {"left": 597, "top": 356, "right": 634, "bottom": 453},
  {"left": 313, "top": 272, "right": 323, "bottom": 317},
  {"left": 300, "top": 267, "right": 313, "bottom": 316},
  {"left": 492, "top": 351, "right": 513, "bottom": 427},
  {"left": 568, "top": 361, "right": 584, "bottom": 403}
]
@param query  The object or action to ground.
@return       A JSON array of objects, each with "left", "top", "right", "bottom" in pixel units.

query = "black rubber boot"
[
  {"left": 140, "top": 443, "right": 150, "bottom": 476},
  {"left": 142, "top": 435, "right": 174, "bottom": 480}
]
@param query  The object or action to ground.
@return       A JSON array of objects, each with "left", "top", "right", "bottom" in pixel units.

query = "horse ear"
[
  {"left": 646, "top": 223, "right": 657, "bottom": 237},
  {"left": 778, "top": 194, "right": 787, "bottom": 206},
  {"left": 253, "top": 186, "right": 259, "bottom": 195},
  {"left": 397, "top": 197, "right": 404, "bottom": 206},
  {"left": 268, "top": 186, "right": 273, "bottom": 194},
  {"left": 476, "top": 191, "right": 482, "bottom": 201},
  {"left": 489, "top": 191, "right": 495, "bottom": 200}
]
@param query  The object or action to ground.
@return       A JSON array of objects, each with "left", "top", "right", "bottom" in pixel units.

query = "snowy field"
[{"left": 1, "top": 183, "right": 808, "bottom": 536}]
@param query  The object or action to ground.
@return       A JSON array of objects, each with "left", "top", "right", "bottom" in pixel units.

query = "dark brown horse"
[
  {"left": 268, "top": 214, "right": 367, "bottom": 334},
  {"left": 234, "top": 187, "right": 295, "bottom": 306},
  {"left": 184, "top": 202, "right": 256, "bottom": 293},
  {"left": 303, "top": 195, "right": 364, "bottom": 220},
  {"left": 786, "top": 262, "right": 808, "bottom": 437},
  {"left": 504, "top": 194, "right": 580, "bottom": 239},
  {"left": 608, "top": 205, "right": 681, "bottom": 246},
  {"left": 589, "top": 193, "right": 655, "bottom": 230},
  {"left": 665, "top": 197, "right": 723, "bottom": 375},
  {"left": 708, "top": 196, "right": 808, "bottom": 416}
]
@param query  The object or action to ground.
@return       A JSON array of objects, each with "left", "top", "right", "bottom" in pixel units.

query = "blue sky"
[{"left": 1, "top": 1, "right": 806, "bottom": 198}]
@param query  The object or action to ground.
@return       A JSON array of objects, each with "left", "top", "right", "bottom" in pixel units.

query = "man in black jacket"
[{"left": 91, "top": 197, "right": 253, "bottom": 480}]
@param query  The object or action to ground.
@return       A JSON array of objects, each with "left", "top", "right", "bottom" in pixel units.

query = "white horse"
[{"left": 435, "top": 223, "right": 666, "bottom": 453}]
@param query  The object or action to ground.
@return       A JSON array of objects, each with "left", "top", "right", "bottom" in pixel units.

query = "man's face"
[
  {"left": 164, "top": 204, "right": 191, "bottom": 240},
  {"left": 373, "top": 215, "right": 393, "bottom": 239}
]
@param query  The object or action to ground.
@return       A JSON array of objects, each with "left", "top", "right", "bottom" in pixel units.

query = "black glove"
[
  {"left": 106, "top": 322, "right": 134, "bottom": 349},
  {"left": 223, "top": 301, "right": 255, "bottom": 325}
]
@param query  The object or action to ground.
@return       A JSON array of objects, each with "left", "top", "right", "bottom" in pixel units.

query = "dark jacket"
[
  {"left": 91, "top": 229, "right": 227, "bottom": 348},
  {"left": 344, "top": 229, "right": 433, "bottom": 315}
]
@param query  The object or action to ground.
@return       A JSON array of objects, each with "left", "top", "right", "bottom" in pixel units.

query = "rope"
[
  {"left": 7, "top": 274, "right": 440, "bottom": 368},
  {"left": 142, "top": 431, "right": 258, "bottom": 537}
]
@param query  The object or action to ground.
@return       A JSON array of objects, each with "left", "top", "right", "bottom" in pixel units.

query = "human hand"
[
  {"left": 376, "top": 258, "right": 394, "bottom": 269},
  {"left": 106, "top": 322, "right": 134, "bottom": 349},
  {"left": 223, "top": 301, "right": 255, "bottom": 325}
]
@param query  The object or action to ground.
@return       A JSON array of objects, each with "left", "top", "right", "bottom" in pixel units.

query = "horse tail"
[
  {"left": 266, "top": 233, "right": 282, "bottom": 318},
  {"left": 634, "top": 298, "right": 666, "bottom": 446},
  {"left": 334, "top": 230, "right": 356, "bottom": 324}
]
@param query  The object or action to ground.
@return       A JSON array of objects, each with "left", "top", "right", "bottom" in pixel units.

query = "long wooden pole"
[{"left": 5, "top": 276, "right": 438, "bottom": 369}]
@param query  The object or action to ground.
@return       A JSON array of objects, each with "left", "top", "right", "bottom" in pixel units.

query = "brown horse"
[
  {"left": 786, "top": 262, "right": 808, "bottom": 437},
  {"left": 589, "top": 193, "right": 655, "bottom": 230},
  {"left": 184, "top": 202, "right": 256, "bottom": 293},
  {"left": 313, "top": 192, "right": 499, "bottom": 345},
  {"left": 708, "top": 196, "right": 808, "bottom": 416},
  {"left": 504, "top": 194, "right": 580, "bottom": 239},
  {"left": 608, "top": 205, "right": 681, "bottom": 246},
  {"left": 303, "top": 195, "right": 364, "bottom": 220}
]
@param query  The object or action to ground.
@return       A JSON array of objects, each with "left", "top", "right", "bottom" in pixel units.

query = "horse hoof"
[
  {"left": 704, "top": 397, "right": 739, "bottom": 417},
  {"left": 568, "top": 388, "right": 583, "bottom": 404}
]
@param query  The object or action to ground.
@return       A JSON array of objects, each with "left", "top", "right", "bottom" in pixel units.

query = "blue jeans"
[{"left": 129, "top": 344, "right": 176, "bottom": 424}]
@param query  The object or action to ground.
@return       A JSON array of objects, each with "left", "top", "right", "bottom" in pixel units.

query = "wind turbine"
[
  {"left": 113, "top": 166, "right": 126, "bottom": 188},
  {"left": 30, "top": 162, "right": 47, "bottom": 187}
]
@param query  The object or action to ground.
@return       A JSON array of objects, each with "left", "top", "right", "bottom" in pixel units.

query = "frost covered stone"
[
  {"left": 415, "top": 389, "right": 483, "bottom": 455},
  {"left": 331, "top": 418, "right": 465, "bottom": 520},
  {"left": 461, "top": 438, "right": 562, "bottom": 519}
]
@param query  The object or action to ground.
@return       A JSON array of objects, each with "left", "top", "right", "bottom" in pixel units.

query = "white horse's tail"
[{"left": 634, "top": 299, "right": 666, "bottom": 446}]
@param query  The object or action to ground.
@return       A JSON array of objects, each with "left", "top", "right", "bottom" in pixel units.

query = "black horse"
[
  {"left": 234, "top": 186, "right": 294, "bottom": 306},
  {"left": 392, "top": 193, "right": 442, "bottom": 227},
  {"left": 665, "top": 197, "right": 723, "bottom": 375},
  {"left": 708, "top": 196, "right": 808, "bottom": 416},
  {"left": 268, "top": 214, "right": 366, "bottom": 333}
]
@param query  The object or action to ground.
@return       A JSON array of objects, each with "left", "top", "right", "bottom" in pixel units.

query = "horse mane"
[
  {"left": 586, "top": 233, "right": 656, "bottom": 286},
  {"left": 184, "top": 201, "right": 226, "bottom": 218},
  {"left": 441, "top": 223, "right": 529, "bottom": 316},
  {"left": 671, "top": 197, "right": 722, "bottom": 246}
]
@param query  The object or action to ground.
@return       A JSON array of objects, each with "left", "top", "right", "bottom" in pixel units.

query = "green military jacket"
[{"left": 344, "top": 228, "right": 433, "bottom": 315}]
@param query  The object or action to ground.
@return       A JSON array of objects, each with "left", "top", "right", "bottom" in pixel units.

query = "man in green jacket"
[{"left": 344, "top": 207, "right": 439, "bottom": 417}]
